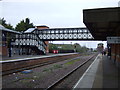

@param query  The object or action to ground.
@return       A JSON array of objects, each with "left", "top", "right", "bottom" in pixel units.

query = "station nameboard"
[{"left": 107, "top": 37, "right": 120, "bottom": 44}]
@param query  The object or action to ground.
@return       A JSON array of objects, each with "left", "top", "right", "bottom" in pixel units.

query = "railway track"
[
  {"left": 2, "top": 59, "right": 65, "bottom": 76},
  {"left": 46, "top": 54, "right": 97, "bottom": 89},
  {"left": 2, "top": 53, "right": 80, "bottom": 76}
]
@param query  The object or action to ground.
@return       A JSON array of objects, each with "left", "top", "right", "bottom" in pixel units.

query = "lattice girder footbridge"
[{"left": 33, "top": 27, "right": 94, "bottom": 41}]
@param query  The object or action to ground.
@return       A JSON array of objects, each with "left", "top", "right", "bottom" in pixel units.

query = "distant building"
[{"left": 97, "top": 43, "right": 104, "bottom": 53}]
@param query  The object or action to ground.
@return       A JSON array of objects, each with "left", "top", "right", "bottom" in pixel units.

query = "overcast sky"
[{"left": 0, "top": 0, "right": 120, "bottom": 48}]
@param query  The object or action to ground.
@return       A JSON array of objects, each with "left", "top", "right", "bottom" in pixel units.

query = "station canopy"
[
  {"left": 0, "top": 24, "right": 20, "bottom": 34},
  {"left": 83, "top": 7, "right": 120, "bottom": 41}
]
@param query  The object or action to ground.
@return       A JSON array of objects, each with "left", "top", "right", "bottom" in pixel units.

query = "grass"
[
  {"left": 11, "top": 58, "right": 81, "bottom": 88},
  {"left": 42, "top": 58, "right": 81, "bottom": 72},
  {"left": 20, "top": 79, "right": 37, "bottom": 88},
  {"left": 19, "top": 75, "right": 43, "bottom": 84},
  {"left": 64, "top": 58, "right": 80, "bottom": 65},
  {"left": 42, "top": 58, "right": 81, "bottom": 73},
  {"left": 42, "top": 64, "right": 63, "bottom": 72},
  {"left": 53, "top": 64, "right": 63, "bottom": 69},
  {"left": 42, "top": 68, "right": 50, "bottom": 72}
]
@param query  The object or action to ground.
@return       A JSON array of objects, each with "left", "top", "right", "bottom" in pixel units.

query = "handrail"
[{"left": 14, "top": 33, "right": 46, "bottom": 54}]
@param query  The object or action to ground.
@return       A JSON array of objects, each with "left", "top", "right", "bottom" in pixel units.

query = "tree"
[
  {"left": 80, "top": 46, "right": 88, "bottom": 53},
  {"left": 0, "top": 18, "right": 14, "bottom": 30},
  {"left": 49, "top": 43, "right": 58, "bottom": 50},
  {"left": 73, "top": 43, "right": 81, "bottom": 52},
  {"left": 15, "top": 18, "right": 34, "bottom": 32}
]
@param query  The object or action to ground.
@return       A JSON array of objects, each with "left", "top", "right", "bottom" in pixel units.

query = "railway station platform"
[
  {"left": 1, "top": 53, "right": 78, "bottom": 62},
  {"left": 73, "top": 54, "right": 120, "bottom": 89}
]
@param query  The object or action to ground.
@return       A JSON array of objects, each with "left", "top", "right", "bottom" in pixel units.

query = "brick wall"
[
  {"left": 0, "top": 46, "right": 8, "bottom": 56},
  {"left": 36, "top": 25, "right": 49, "bottom": 54},
  {"left": 111, "top": 44, "right": 120, "bottom": 68}
]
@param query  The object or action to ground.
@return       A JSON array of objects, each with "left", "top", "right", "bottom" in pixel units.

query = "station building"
[
  {"left": 0, "top": 24, "right": 20, "bottom": 56},
  {"left": 0, "top": 25, "right": 49, "bottom": 57}
]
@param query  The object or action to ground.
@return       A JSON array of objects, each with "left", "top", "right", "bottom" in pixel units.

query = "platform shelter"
[{"left": 83, "top": 7, "right": 120, "bottom": 68}]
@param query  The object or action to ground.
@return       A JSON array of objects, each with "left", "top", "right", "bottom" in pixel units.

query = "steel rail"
[
  {"left": 2, "top": 54, "right": 80, "bottom": 76},
  {"left": 46, "top": 54, "right": 97, "bottom": 90}
]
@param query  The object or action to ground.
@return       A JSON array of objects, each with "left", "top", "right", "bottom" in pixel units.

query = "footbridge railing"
[
  {"left": 14, "top": 33, "right": 46, "bottom": 54},
  {"left": 33, "top": 28, "right": 94, "bottom": 40}
]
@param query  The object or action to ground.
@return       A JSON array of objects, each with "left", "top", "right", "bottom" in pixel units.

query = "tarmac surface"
[
  {"left": 1, "top": 53, "right": 77, "bottom": 62},
  {"left": 2, "top": 54, "right": 52, "bottom": 61},
  {"left": 73, "top": 54, "right": 120, "bottom": 89}
]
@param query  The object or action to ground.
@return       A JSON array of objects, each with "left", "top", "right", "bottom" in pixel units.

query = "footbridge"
[
  {"left": 33, "top": 27, "right": 94, "bottom": 40},
  {"left": 14, "top": 27, "right": 94, "bottom": 54},
  {"left": 15, "top": 27, "right": 94, "bottom": 41}
]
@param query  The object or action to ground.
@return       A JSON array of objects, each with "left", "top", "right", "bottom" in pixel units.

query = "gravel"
[{"left": 2, "top": 54, "right": 95, "bottom": 89}]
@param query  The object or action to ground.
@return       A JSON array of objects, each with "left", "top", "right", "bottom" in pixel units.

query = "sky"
[{"left": 0, "top": 0, "right": 120, "bottom": 48}]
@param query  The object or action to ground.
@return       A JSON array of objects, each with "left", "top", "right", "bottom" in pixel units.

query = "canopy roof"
[
  {"left": 0, "top": 24, "right": 20, "bottom": 34},
  {"left": 83, "top": 7, "right": 120, "bottom": 41},
  {"left": 24, "top": 28, "right": 36, "bottom": 33}
]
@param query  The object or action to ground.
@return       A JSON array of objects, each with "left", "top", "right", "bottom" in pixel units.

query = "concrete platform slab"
[
  {"left": 73, "top": 54, "right": 101, "bottom": 89},
  {"left": 73, "top": 54, "right": 120, "bottom": 89},
  {"left": 1, "top": 53, "right": 78, "bottom": 63}
]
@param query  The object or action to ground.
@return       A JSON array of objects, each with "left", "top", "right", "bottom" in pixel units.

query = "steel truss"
[
  {"left": 15, "top": 33, "right": 46, "bottom": 54},
  {"left": 33, "top": 28, "right": 94, "bottom": 40}
]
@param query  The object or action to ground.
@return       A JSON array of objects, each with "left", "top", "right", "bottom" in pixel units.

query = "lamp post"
[{"left": 8, "top": 39, "right": 11, "bottom": 57}]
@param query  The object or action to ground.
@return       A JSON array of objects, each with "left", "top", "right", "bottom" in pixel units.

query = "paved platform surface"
[
  {"left": 1, "top": 53, "right": 78, "bottom": 63},
  {"left": 73, "top": 54, "right": 120, "bottom": 89}
]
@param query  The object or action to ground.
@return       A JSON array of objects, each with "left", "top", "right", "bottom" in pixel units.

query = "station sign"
[{"left": 107, "top": 37, "right": 120, "bottom": 44}]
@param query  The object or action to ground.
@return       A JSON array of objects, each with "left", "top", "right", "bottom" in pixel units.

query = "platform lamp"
[{"left": 8, "top": 38, "right": 11, "bottom": 57}]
